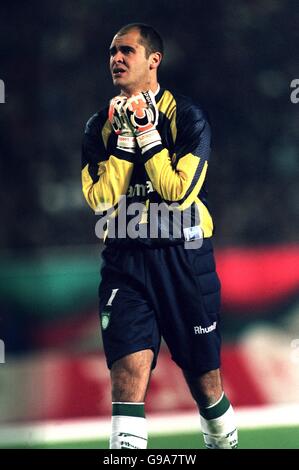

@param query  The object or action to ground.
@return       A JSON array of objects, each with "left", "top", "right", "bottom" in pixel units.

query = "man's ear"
[{"left": 149, "top": 52, "right": 162, "bottom": 70}]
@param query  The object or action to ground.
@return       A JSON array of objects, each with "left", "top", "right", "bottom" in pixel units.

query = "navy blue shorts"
[{"left": 99, "top": 238, "right": 221, "bottom": 375}]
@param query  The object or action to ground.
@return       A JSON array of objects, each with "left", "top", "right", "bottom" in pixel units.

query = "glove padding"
[
  {"left": 124, "top": 90, "right": 161, "bottom": 154},
  {"left": 108, "top": 95, "right": 136, "bottom": 153}
]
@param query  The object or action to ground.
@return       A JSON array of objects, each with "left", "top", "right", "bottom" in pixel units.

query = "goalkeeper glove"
[
  {"left": 124, "top": 90, "right": 162, "bottom": 154},
  {"left": 108, "top": 95, "right": 136, "bottom": 153}
]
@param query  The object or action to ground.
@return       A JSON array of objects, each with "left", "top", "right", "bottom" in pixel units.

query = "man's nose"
[{"left": 112, "top": 50, "right": 124, "bottom": 63}]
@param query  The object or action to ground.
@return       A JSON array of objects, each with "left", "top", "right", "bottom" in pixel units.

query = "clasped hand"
[{"left": 109, "top": 91, "right": 161, "bottom": 154}]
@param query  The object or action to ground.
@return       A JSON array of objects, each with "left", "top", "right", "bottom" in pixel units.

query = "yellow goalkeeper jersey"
[{"left": 82, "top": 87, "right": 214, "bottom": 246}]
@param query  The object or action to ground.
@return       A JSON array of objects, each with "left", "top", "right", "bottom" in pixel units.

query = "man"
[{"left": 81, "top": 23, "right": 238, "bottom": 449}]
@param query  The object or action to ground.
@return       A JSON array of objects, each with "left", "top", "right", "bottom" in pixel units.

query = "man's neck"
[{"left": 121, "top": 83, "right": 160, "bottom": 97}]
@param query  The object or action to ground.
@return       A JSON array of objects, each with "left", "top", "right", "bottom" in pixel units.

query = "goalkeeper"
[{"left": 81, "top": 23, "right": 238, "bottom": 449}]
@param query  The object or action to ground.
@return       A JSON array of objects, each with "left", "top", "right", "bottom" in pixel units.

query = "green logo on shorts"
[{"left": 101, "top": 311, "right": 110, "bottom": 330}]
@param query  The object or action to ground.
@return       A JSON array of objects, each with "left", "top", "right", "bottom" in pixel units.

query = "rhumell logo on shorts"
[{"left": 194, "top": 321, "right": 217, "bottom": 334}]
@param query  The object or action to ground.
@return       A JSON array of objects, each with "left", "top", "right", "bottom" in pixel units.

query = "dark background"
[
  {"left": 0, "top": 0, "right": 299, "bottom": 429},
  {"left": 0, "top": 0, "right": 298, "bottom": 253}
]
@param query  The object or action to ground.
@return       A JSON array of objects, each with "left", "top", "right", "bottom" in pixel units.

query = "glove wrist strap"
[
  {"left": 136, "top": 129, "right": 162, "bottom": 154},
  {"left": 117, "top": 135, "right": 136, "bottom": 153}
]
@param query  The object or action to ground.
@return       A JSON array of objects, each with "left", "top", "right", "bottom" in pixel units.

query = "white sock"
[
  {"left": 110, "top": 402, "right": 148, "bottom": 449},
  {"left": 200, "top": 394, "right": 238, "bottom": 449}
]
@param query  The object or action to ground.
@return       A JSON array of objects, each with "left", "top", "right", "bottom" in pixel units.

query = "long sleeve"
[
  {"left": 141, "top": 105, "right": 211, "bottom": 211},
  {"left": 81, "top": 113, "right": 134, "bottom": 212}
]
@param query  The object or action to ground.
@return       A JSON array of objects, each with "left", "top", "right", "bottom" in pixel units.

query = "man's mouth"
[{"left": 113, "top": 67, "right": 127, "bottom": 77}]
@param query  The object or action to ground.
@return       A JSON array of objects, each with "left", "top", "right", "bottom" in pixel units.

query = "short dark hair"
[{"left": 116, "top": 23, "right": 164, "bottom": 58}]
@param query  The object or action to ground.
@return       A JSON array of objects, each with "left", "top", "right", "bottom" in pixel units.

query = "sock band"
[
  {"left": 112, "top": 402, "right": 145, "bottom": 418},
  {"left": 200, "top": 394, "right": 230, "bottom": 420},
  {"left": 205, "top": 392, "right": 224, "bottom": 409}
]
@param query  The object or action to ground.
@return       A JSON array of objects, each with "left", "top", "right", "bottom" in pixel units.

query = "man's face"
[{"left": 109, "top": 29, "right": 152, "bottom": 95}]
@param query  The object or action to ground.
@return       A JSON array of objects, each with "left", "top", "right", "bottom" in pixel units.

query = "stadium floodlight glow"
[
  {"left": 0, "top": 339, "right": 5, "bottom": 364},
  {"left": 0, "top": 80, "right": 5, "bottom": 103}
]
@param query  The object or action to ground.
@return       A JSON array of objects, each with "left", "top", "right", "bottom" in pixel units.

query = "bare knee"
[
  {"left": 183, "top": 368, "right": 223, "bottom": 407},
  {"left": 111, "top": 349, "right": 154, "bottom": 402}
]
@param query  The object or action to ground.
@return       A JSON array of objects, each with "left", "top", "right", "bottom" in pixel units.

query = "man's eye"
[{"left": 109, "top": 47, "right": 134, "bottom": 56}]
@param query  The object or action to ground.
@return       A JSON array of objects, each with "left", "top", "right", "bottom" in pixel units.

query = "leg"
[
  {"left": 111, "top": 349, "right": 154, "bottom": 402},
  {"left": 110, "top": 349, "right": 153, "bottom": 449},
  {"left": 99, "top": 248, "right": 160, "bottom": 449},
  {"left": 139, "top": 242, "right": 237, "bottom": 448},
  {"left": 183, "top": 367, "right": 238, "bottom": 449},
  {"left": 183, "top": 367, "right": 223, "bottom": 407}
]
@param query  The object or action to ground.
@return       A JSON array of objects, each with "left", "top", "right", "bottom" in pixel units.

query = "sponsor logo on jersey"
[{"left": 127, "top": 181, "right": 154, "bottom": 198}]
